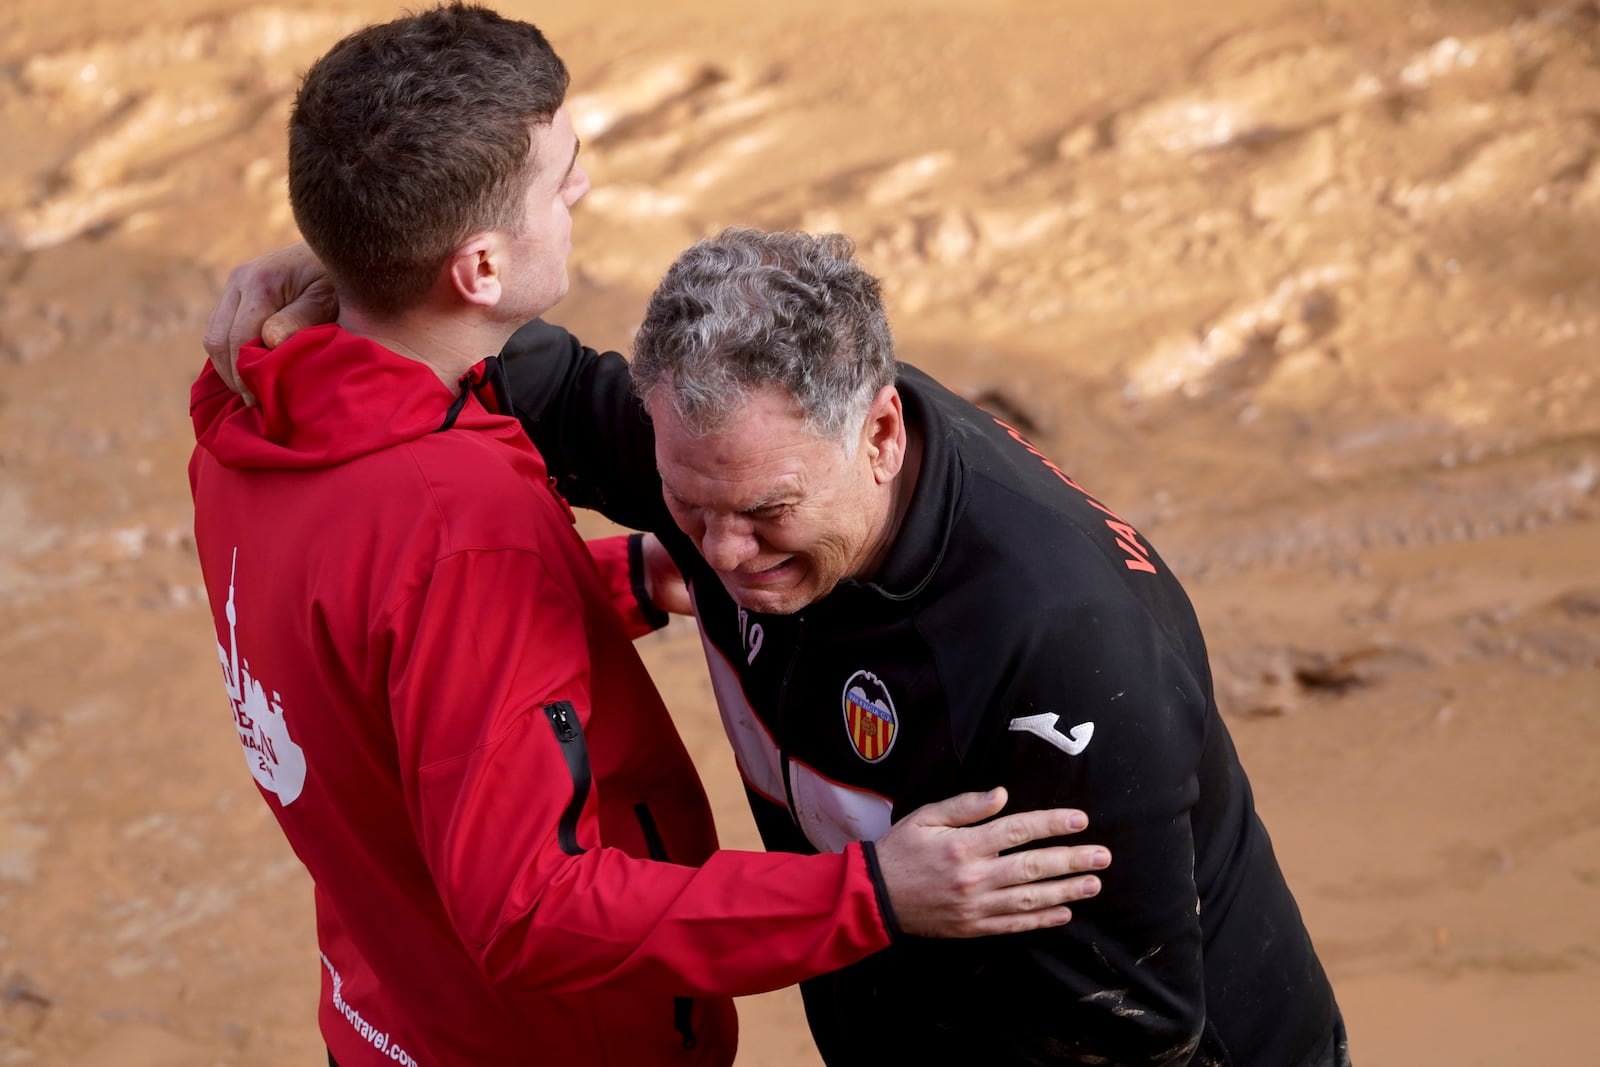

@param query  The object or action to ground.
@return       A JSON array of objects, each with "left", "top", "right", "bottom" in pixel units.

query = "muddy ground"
[{"left": 1, "top": 0, "right": 1598, "bottom": 1063}]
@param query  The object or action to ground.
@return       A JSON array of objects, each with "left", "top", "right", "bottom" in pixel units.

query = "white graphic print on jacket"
[{"left": 216, "top": 548, "right": 307, "bottom": 805}]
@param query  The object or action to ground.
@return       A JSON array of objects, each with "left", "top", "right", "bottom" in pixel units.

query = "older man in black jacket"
[{"left": 499, "top": 229, "right": 1347, "bottom": 1067}]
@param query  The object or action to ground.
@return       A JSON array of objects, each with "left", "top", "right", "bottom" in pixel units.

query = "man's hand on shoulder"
[{"left": 203, "top": 241, "right": 338, "bottom": 407}]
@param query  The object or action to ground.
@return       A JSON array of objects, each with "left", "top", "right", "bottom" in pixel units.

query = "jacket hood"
[{"left": 191, "top": 325, "right": 477, "bottom": 470}]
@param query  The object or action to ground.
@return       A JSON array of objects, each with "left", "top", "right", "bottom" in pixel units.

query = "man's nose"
[
  {"left": 568, "top": 163, "right": 592, "bottom": 205},
  {"left": 699, "top": 515, "right": 759, "bottom": 572}
]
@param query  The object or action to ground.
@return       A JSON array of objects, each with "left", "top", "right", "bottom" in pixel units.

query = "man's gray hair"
[{"left": 631, "top": 228, "right": 896, "bottom": 441}]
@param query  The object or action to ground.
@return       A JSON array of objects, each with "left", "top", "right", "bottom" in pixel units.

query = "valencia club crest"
[{"left": 842, "top": 670, "right": 898, "bottom": 763}]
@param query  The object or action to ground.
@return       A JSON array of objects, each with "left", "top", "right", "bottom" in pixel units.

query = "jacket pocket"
[
  {"left": 542, "top": 702, "right": 591, "bottom": 856},
  {"left": 634, "top": 801, "right": 698, "bottom": 1051}
]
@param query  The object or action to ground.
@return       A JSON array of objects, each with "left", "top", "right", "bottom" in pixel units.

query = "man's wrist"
[
  {"left": 859, "top": 839, "right": 905, "bottom": 943},
  {"left": 627, "top": 532, "right": 671, "bottom": 631}
]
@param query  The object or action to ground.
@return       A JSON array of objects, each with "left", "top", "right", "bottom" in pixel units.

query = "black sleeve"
[
  {"left": 498, "top": 319, "right": 672, "bottom": 534},
  {"left": 956, "top": 591, "right": 1220, "bottom": 1066}
]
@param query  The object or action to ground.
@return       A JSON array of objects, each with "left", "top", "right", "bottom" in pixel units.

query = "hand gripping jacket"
[
  {"left": 188, "top": 326, "right": 893, "bottom": 1067},
  {"left": 502, "top": 320, "right": 1341, "bottom": 1067}
]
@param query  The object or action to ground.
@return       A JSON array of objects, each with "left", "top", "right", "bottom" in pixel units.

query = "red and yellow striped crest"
[{"left": 842, "top": 670, "right": 898, "bottom": 763}]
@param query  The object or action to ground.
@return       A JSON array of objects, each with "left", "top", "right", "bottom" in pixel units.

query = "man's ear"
[
  {"left": 862, "top": 385, "right": 906, "bottom": 485},
  {"left": 446, "top": 233, "right": 503, "bottom": 309}
]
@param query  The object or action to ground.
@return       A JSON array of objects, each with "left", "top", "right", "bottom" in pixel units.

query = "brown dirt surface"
[{"left": 2, "top": 0, "right": 1598, "bottom": 1063}]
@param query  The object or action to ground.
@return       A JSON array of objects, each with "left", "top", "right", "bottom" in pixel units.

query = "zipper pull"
[{"left": 550, "top": 704, "right": 578, "bottom": 742}]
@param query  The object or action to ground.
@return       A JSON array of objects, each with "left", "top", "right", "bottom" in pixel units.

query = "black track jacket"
[{"left": 502, "top": 321, "right": 1337, "bottom": 1067}]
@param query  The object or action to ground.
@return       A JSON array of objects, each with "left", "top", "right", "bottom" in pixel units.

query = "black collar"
[{"left": 436, "top": 356, "right": 516, "bottom": 432}]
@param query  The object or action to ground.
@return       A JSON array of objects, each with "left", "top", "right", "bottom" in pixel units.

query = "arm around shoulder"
[{"left": 499, "top": 320, "right": 668, "bottom": 532}]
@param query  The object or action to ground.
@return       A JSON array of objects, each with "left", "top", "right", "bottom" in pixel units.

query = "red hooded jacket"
[{"left": 188, "top": 325, "right": 892, "bottom": 1066}]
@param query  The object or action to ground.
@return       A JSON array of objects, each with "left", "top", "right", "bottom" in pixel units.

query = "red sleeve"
[
  {"left": 385, "top": 546, "right": 889, "bottom": 998},
  {"left": 585, "top": 533, "right": 669, "bottom": 640}
]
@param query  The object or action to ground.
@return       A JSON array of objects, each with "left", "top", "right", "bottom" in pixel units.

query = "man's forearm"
[{"left": 500, "top": 319, "right": 670, "bottom": 532}]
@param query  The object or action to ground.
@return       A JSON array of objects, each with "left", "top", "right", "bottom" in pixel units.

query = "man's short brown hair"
[{"left": 288, "top": 3, "right": 569, "bottom": 316}]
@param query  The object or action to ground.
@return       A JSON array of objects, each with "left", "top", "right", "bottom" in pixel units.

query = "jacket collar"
[{"left": 191, "top": 324, "right": 509, "bottom": 471}]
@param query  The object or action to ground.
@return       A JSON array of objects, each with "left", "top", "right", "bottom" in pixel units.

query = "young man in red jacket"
[{"left": 189, "top": 7, "right": 1109, "bottom": 1065}]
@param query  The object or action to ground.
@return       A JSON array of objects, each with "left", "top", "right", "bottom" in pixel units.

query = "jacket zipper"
[
  {"left": 633, "top": 802, "right": 698, "bottom": 1051},
  {"left": 776, "top": 615, "right": 807, "bottom": 833},
  {"left": 541, "top": 702, "right": 591, "bottom": 856}
]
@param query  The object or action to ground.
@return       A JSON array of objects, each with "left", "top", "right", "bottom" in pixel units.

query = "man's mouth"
[{"left": 726, "top": 558, "right": 796, "bottom": 584}]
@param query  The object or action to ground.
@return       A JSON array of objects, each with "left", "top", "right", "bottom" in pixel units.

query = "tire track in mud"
[{"left": 1150, "top": 433, "right": 1600, "bottom": 580}]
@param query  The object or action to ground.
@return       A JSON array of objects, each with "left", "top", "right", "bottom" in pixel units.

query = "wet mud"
[{"left": 1, "top": 1, "right": 1597, "bottom": 1064}]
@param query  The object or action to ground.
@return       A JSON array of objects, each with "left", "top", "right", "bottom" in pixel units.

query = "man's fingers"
[
  {"left": 261, "top": 278, "right": 339, "bottom": 349},
  {"left": 203, "top": 284, "right": 245, "bottom": 393},
  {"left": 875, "top": 795, "right": 1104, "bottom": 938},
  {"left": 905, "top": 787, "right": 1009, "bottom": 830},
  {"left": 971, "top": 806, "right": 1090, "bottom": 854},
  {"left": 202, "top": 242, "right": 335, "bottom": 408},
  {"left": 260, "top": 308, "right": 305, "bottom": 350},
  {"left": 994, "top": 872, "right": 1102, "bottom": 914},
  {"left": 230, "top": 282, "right": 283, "bottom": 356},
  {"left": 227, "top": 285, "right": 291, "bottom": 406},
  {"left": 965, "top": 903, "right": 1076, "bottom": 937},
  {"left": 957, "top": 870, "right": 1103, "bottom": 937},
  {"left": 989, "top": 843, "right": 1110, "bottom": 890}
]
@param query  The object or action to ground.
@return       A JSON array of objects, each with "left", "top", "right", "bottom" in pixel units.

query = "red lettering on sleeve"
[
  {"left": 1104, "top": 520, "right": 1151, "bottom": 560},
  {"left": 991, "top": 415, "right": 1158, "bottom": 578},
  {"left": 1116, "top": 540, "right": 1159, "bottom": 573}
]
